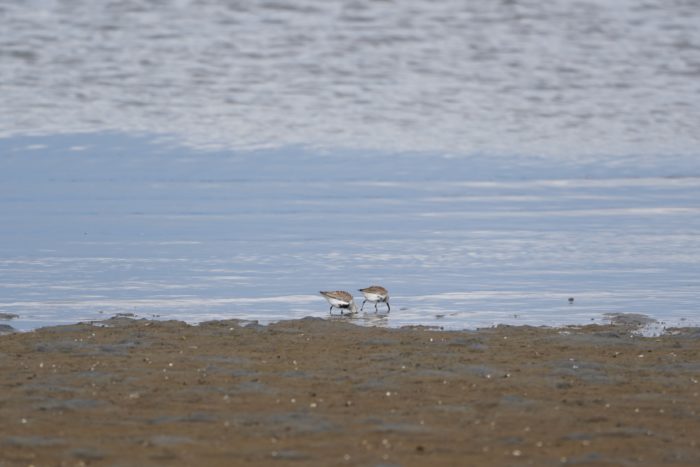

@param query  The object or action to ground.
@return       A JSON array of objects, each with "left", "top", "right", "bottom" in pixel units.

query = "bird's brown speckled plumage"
[
  {"left": 319, "top": 290, "right": 354, "bottom": 302},
  {"left": 358, "top": 286, "right": 388, "bottom": 296}
]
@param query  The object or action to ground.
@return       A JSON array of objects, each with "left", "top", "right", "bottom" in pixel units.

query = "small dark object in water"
[{"left": 568, "top": 297, "right": 574, "bottom": 304}]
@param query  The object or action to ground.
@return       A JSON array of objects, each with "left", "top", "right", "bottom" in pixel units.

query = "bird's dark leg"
[
  {"left": 361, "top": 299, "right": 367, "bottom": 311},
  {"left": 374, "top": 302, "right": 378, "bottom": 313},
  {"left": 386, "top": 301, "right": 390, "bottom": 313},
  {"left": 329, "top": 305, "right": 333, "bottom": 314}
]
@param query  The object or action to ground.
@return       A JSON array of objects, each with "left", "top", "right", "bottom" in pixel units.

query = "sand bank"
[{"left": 1, "top": 317, "right": 699, "bottom": 465}]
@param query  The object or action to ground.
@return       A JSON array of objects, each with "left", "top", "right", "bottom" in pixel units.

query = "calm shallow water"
[
  {"left": 1, "top": 134, "right": 699, "bottom": 331},
  {"left": 1, "top": 1, "right": 699, "bottom": 330}
]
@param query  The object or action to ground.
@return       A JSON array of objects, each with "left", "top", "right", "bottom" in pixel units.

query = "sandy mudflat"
[{"left": 0, "top": 317, "right": 699, "bottom": 466}]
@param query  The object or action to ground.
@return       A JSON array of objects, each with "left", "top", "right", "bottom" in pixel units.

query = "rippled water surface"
[
  {"left": 2, "top": 0, "right": 700, "bottom": 154},
  {"left": 1, "top": 1, "right": 699, "bottom": 330}
]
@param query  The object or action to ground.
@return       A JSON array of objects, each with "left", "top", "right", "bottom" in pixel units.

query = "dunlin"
[
  {"left": 319, "top": 290, "right": 358, "bottom": 315},
  {"left": 358, "top": 285, "right": 390, "bottom": 313}
]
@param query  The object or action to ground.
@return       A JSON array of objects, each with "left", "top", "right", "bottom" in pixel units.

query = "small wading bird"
[
  {"left": 319, "top": 290, "right": 358, "bottom": 315},
  {"left": 358, "top": 285, "right": 390, "bottom": 313}
]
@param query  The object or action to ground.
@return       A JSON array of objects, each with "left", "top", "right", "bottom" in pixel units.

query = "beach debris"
[{"left": 568, "top": 297, "right": 574, "bottom": 304}]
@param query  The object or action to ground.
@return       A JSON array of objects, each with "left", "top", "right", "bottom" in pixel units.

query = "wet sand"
[{"left": 0, "top": 317, "right": 699, "bottom": 466}]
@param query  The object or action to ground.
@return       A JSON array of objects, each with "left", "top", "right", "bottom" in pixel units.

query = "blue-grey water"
[{"left": 1, "top": 0, "right": 699, "bottom": 331}]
